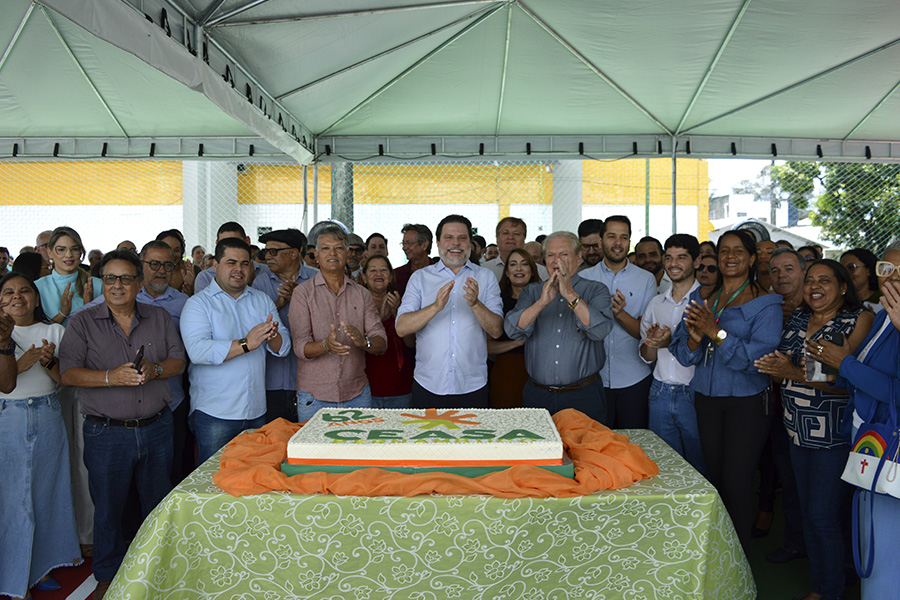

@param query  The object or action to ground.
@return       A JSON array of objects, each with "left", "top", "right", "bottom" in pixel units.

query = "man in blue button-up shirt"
[
  {"left": 181, "top": 238, "right": 290, "bottom": 465},
  {"left": 396, "top": 215, "right": 503, "bottom": 409},
  {"left": 253, "top": 228, "right": 316, "bottom": 422},
  {"left": 581, "top": 215, "right": 657, "bottom": 428}
]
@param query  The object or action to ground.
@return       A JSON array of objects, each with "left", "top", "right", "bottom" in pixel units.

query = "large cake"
[{"left": 284, "top": 407, "right": 567, "bottom": 475}]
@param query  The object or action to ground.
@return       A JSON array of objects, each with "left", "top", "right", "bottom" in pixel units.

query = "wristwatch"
[
  {"left": 239, "top": 337, "right": 250, "bottom": 353},
  {"left": 715, "top": 329, "right": 728, "bottom": 345},
  {"left": 365, "top": 336, "right": 372, "bottom": 349},
  {"left": 0, "top": 340, "right": 14, "bottom": 355},
  {"left": 154, "top": 363, "right": 163, "bottom": 377}
]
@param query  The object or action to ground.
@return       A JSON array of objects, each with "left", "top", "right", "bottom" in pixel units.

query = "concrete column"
[
  {"left": 331, "top": 162, "right": 354, "bottom": 231},
  {"left": 182, "top": 162, "right": 239, "bottom": 249},
  {"left": 552, "top": 160, "right": 582, "bottom": 233}
]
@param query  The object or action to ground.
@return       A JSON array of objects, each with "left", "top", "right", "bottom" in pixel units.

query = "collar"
[
  {"left": 92, "top": 299, "right": 149, "bottom": 322},
  {"left": 138, "top": 285, "right": 175, "bottom": 302},
  {"left": 664, "top": 279, "right": 700, "bottom": 304},
  {"left": 434, "top": 260, "right": 475, "bottom": 276},
  {"left": 313, "top": 271, "right": 352, "bottom": 294},
  {"left": 599, "top": 258, "right": 631, "bottom": 276}
]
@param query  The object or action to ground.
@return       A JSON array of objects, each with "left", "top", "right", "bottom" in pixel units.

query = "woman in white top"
[{"left": 0, "top": 272, "right": 80, "bottom": 600}]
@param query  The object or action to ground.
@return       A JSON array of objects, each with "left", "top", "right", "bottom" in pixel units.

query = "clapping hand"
[
  {"left": 882, "top": 280, "right": 900, "bottom": 332},
  {"left": 378, "top": 291, "right": 401, "bottom": 321},
  {"left": 322, "top": 323, "right": 350, "bottom": 355},
  {"left": 341, "top": 320, "right": 368, "bottom": 349},
  {"left": 754, "top": 350, "right": 797, "bottom": 380},
  {"left": 611, "top": 290, "right": 628, "bottom": 318},
  {"left": 433, "top": 281, "right": 454, "bottom": 311},
  {"left": 275, "top": 280, "right": 297, "bottom": 310},
  {"left": 683, "top": 300, "right": 718, "bottom": 340},
  {"left": 17, "top": 344, "right": 43, "bottom": 373},
  {"left": 644, "top": 323, "right": 672, "bottom": 349},
  {"left": 247, "top": 314, "right": 279, "bottom": 350},
  {"left": 463, "top": 277, "right": 480, "bottom": 307}
]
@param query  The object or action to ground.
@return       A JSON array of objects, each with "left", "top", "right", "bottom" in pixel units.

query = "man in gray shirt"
[
  {"left": 59, "top": 249, "right": 186, "bottom": 599},
  {"left": 505, "top": 232, "right": 614, "bottom": 423}
]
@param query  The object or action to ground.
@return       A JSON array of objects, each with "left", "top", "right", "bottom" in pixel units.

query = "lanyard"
[{"left": 712, "top": 279, "right": 749, "bottom": 322}]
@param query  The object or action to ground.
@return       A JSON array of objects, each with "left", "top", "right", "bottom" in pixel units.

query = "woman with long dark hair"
[
  {"left": 488, "top": 248, "right": 541, "bottom": 408},
  {"left": 34, "top": 227, "right": 102, "bottom": 325},
  {"left": 756, "top": 260, "right": 873, "bottom": 600},
  {"left": 0, "top": 273, "right": 80, "bottom": 599},
  {"left": 840, "top": 248, "right": 881, "bottom": 313},
  {"left": 670, "top": 230, "right": 783, "bottom": 552}
]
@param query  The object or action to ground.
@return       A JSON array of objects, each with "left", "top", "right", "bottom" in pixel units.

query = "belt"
[
  {"left": 531, "top": 373, "right": 600, "bottom": 394},
  {"left": 85, "top": 411, "right": 163, "bottom": 429}
]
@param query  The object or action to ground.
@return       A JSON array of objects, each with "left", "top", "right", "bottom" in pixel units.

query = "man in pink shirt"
[{"left": 289, "top": 225, "right": 387, "bottom": 422}]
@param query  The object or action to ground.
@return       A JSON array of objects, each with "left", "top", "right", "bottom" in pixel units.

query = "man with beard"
[
  {"left": 635, "top": 236, "right": 670, "bottom": 294},
  {"left": 577, "top": 219, "right": 604, "bottom": 272},
  {"left": 253, "top": 229, "right": 316, "bottom": 422},
  {"left": 396, "top": 215, "right": 503, "bottom": 408},
  {"left": 581, "top": 216, "right": 656, "bottom": 428},
  {"left": 640, "top": 234, "right": 705, "bottom": 473}
]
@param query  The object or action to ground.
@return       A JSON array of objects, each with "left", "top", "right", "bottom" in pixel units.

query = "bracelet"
[
  {"left": 105, "top": 370, "right": 111, "bottom": 387},
  {"left": 567, "top": 295, "right": 581, "bottom": 310},
  {"left": 322, "top": 339, "right": 330, "bottom": 355}
]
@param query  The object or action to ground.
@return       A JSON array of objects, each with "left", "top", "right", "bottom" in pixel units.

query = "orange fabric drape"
[{"left": 213, "top": 409, "right": 659, "bottom": 498}]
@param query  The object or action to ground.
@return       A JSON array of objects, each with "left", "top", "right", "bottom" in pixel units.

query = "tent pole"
[
  {"left": 302, "top": 165, "right": 308, "bottom": 232},
  {"left": 671, "top": 137, "right": 677, "bottom": 233},
  {"left": 313, "top": 164, "right": 319, "bottom": 224}
]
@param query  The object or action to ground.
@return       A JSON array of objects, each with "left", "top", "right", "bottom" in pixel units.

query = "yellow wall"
[{"left": 0, "top": 161, "right": 182, "bottom": 205}]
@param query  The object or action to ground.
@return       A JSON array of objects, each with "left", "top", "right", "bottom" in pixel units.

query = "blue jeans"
[
  {"left": 0, "top": 394, "right": 80, "bottom": 596},
  {"left": 791, "top": 443, "right": 850, "bottom": 600},
  {"left": 648, "top": 379, "right": 706, "bottom": 475},
  {"left": 82, "top": 406, "right": 173, "bottom": 582},
  {"left": 372, "top": 393, "right": 413, "bottom": 409},
  {"left": 189, "top": 410, "right": 266, "bottom": 466},
  {"left": 296, "top": 385, "right": 373, "bottom": 423}
]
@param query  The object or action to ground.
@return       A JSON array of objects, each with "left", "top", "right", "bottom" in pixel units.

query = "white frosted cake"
[{"left": 286, "top": 407, "right": 564, "bottom": 468}]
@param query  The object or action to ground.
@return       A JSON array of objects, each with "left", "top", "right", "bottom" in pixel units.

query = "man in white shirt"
[{"left": 640, "top": 234, "right": 705, "bottom": 473}]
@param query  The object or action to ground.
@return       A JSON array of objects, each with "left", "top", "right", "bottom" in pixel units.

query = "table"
[{"left": 106, "top": 430, "right": 755, "bottom": 599}]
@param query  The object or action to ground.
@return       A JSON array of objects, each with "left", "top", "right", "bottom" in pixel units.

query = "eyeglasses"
[
  {"left": 844, "top": 262, "right": 860, "bottom": 272},
  {"left": 696, "top": 264, "right": 718, "bottom": 274},
  {"left": 264, "top": 247, "right": 293, "bottom": 257},
  {"left": 400, "top": 241, "right": 421, "bottom": 248},
  {"left": 875, "top": 261, "right": 900, "bottom": 277},
  {"left": 348, "top": 247, "right": 364, "bottom": 255},
  {"left": 102, "top": 274, "right": 139, "bottom": 285},
  {"left": 53, "top": 245, "right": 82, "bottom": 256},
  {"left": 143, "top": 260, "right": 175, "bottom": 272}
]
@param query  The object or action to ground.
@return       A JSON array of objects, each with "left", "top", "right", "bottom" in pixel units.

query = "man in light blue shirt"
[
  {"left": 181, "top": 238, "right": 290, "bottom": 465},
  {"left": 396, "top": 214, "right": 503, "bottom": 409},
  {"left": 252, "top": 228, "right": 316, "bottom": 422},
  {"left": 581, "top": 215, "right": 657, "bottom": 428}
]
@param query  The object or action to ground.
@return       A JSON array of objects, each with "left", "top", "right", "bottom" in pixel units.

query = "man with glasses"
[
  {"left": 394, "top": 223, "right": 435, "bottom": 296},
  {"left": 577, "top": 219, "right": 604, "bottom": 272},
  {"left": 60, "top": 249, "right": 186, "bottom": 600},
  {"left": 253, "top": 229, "right": 316, "bottom": 422},
  {"left": 181, "top": 238, "right": 290, "bottom": 465}
]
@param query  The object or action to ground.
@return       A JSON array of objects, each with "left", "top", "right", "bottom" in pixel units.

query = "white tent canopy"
[{"left": 3, "top": 0, "right": 900, "bottom": 164}]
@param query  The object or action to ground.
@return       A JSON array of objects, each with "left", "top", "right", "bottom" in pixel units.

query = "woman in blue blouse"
[
  {"left": 756, "top": 260, "right": 873, "bottom": 600},
  {"left": 34, "top": 227, "right": 102, "bottom": 325},
  {"left": 815, "top": 246, "right": 900, "bottom": 599},
  {"left": 670, "top": 230, "right": 782, "bottom": 552}
]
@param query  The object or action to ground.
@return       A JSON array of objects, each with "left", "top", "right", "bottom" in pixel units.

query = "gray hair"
[
  {"left": 316, "top": 225, "right": 349, "bottom": 250},
  {"left": 140, "top": 240, "right": 176, "bottom": 262},
  {"left": 543, "top": 231, "right": 581, "bottom": 255},
  {"left": 771, "top": 247, "right": 807, "bottom": 272}
]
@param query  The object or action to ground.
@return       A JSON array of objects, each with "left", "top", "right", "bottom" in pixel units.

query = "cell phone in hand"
[
  {"left": 133, "top": 345, "right": 145, "bottom": 374},
  {"left": 820, "top": 331, "right": 844, "bottom": 375}
]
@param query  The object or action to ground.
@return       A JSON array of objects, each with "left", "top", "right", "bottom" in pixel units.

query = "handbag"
[{"left": 840, "top": 386, "right": 900, "bottom": 577}]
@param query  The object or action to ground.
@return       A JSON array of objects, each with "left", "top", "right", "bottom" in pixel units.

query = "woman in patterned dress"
[{"left": 755, "top": 259, "right": 873, "bottom": 600}]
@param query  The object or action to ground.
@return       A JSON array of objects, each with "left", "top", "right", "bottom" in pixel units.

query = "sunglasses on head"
[{"left": 697, "top": 264, "right": 718, "bottom": 274}]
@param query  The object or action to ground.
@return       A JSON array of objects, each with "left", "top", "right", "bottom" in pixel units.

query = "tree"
[
  {"left": 771, "top": 162, "right": 900, "bottom": 254},
  {"left": 733, "top": 163, "right": 794, "bottom": 226}
]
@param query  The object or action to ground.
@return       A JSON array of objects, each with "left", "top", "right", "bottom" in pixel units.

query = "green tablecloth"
[{"left": 107, "top": 430, "right": 755, "bottom": 599}]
